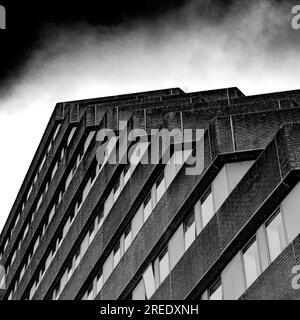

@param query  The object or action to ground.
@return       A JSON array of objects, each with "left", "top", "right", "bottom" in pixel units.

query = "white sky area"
[{"left": 0, "top": 0, "right": 299, "bottom": 233}]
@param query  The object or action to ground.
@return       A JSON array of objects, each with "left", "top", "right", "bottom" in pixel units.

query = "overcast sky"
[{"left": 0, "top": 0, "right": 300, "bottom": 233}]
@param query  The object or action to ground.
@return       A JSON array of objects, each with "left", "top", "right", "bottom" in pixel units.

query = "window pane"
[
  {"left": 184, "top": 211, "right": 196, "bottom": 251},
  {"left": 124, "top": 225, "right": 132, "bottom": 252},
  {"left": 124, "top": 163, "right": 131, "bottom": 186},
  {"left": 113, "top": 243, "right": 121, "bottom": 268},
  {"left": 159, "top": 247, "right": 169, "bottom": 284},
  {"left": 143, "top": 193, "right": 152, "bottom": 222},
  {"left": 114, "top": 178, "right": 121, "bottom": 202},
  {"left": 143, "top": 264, "right": 156, "bottom": 299},
  {"left": 96, "top": 269, "right": 103, "bottom": 294},
  {"left": 88, "top": 223, "right": 95, "bottom": 244},
  {"left": 243, "top": 237, "right": 261, "bottom": 288},
  {"left": 209, "top": 278, "right": 222, "bottom": 300},
  {"left": 87, "top": 284, "right": 94, "bottom": 300},
  {"left": 97, "top": 207, "right": 104, "bottom": 230},
  {"left": 266, "top": 211, "right": 286, "bottom": 263},
  {"left": 156, "top": 173, "right": 165, "bottom": 203},
  {"left": 201, "top": 188, "right": 214, "bottom": 228}
]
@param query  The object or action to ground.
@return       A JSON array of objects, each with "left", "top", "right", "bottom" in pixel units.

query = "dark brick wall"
[{"left": 241, "top": 235, "right": 300, "bottom": 300}]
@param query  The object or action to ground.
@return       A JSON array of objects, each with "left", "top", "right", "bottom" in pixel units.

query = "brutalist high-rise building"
[{"left": 1, "top": 87, "right": 300, "bottom": 300}]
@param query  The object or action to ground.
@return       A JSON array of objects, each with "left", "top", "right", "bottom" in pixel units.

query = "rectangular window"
[
  {"left": 51, "top": 162, "right": 58, "bottom": 180},
  {"left": 97, "top": 207, "right": 104, "bottom": 230},
  {"left": 123, "top": 163, "right": 131, "bottom": 186},
  {"left": 96, "top": 268, "right": 103, "bottom": 294},
  {"left": 57, "top": 232, "right": 63, "bottom": 249},
  {"left": 143, "top": 264, "right": 156, "bottom": 299},
  {"left": 113, "top": 242, "right": 121, "bottom": 268},
  {"left": 159, "top": 247, "right": 169, "bottom": 284},
  {"left": 86, "top": 283, "right": 94, "bottom": 300},
  {"left": 143, "top": 192, "right": 152, "bottom": 222},
  {"left": 156, "top": 173, "right": 166, "bottom": 203},
  {"left": 53, "top": 282, "right": 60, "bottom": 300},
  {"left": 90, "top": 161, "right": 97, "bottom": 185},
  {"left": 88, "top": 223, "right": 95, "bottom": 244},
  {"left": 124, "top": 225, "right": 132, "bottom": 252},
  {"left": 243, "top": 237, "right": 261, "bottom": 288},
  {"left": 113, "top": 178, "right": 121, "bottom": 202},
  {"left": 67, "top": 127, "right": 76, "bottom": 146},
  {"left": 266, "top": 210, "right": 286, "bottom": 263},
  {"left": 66, "top": 261, "right": 73, "bottom": 281},
  {"left": 74, "top": 247, "right": 81, "bottom": 269},
  {"left": 201, "top": 188, "right": 214, "bottom": 229},
  {"left": 184, "top": 211, "right": 196, "bottom": 251},
  {"left": 209, "top": 278, "right": 222, "bottom": 300}
]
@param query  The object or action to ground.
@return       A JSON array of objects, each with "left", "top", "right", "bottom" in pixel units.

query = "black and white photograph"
[{"left": 0, "top": 0, "right": 300, "bottom": 313}]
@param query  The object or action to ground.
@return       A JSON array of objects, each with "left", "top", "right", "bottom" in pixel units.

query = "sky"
[{"left": 0, "top": 0, "right": 300, "bottom": 233}]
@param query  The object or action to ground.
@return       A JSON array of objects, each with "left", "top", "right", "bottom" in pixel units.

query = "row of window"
[
  {"left": 6, "top": 129, "right": 93, "bottom": 300},
  {"left": 51, "top": 140, "right": 148, "bottom": 300},
  {"left": 82, "top": 148, "right": 192, "bottom": 300},
  {"left": 0, "top": 124, "right": 62, "bottom": 262},
  {"left": 5, "top": 125, "right": 68, "bottom": 273},
  {"left": 131, "top": 186, "right": 214, "bottom": 300},
  {"left": 204, "top": 208, "right": 288, "bottom": 300}
]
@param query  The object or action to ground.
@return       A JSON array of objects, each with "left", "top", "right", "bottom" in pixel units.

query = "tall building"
[{"left": 1, "top": 86, "right": 300, "bottom": 300}]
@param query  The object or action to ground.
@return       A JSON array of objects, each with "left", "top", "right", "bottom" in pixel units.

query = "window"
[
  {"left": 266, "top": 210, "right": 286, "bottom": 263},
  {"left": 90, "top": 164, "right": 97, "bottom": 185},
  {"left": 156, "top": 173, "right": 166, "bottom": 203},
  {"left": 23, "top": 224, "right": 29, "bottom": 240},
  {"left": 69, "top": 208, "right": 75, "bottom": 224},
  {"left": 67, "top": 127, "right": 76, "bottom": 146},
  {"left": 143, "top": 264, "right": 156, "bottom": 299},
  {"left": 53, "top": 282, "right": 60, "bottom": 300},
  {"left": 201, "top": 188, "right": 214, "bottom": 228},
  {"left": 159, "top": 247, "right": 169, "bottom": 284},
  {"left": 113, "top": 178, "right": 121, "bottom": 202},
  {"left": 124, "top": 225, "right": 132, "bottom": 252},
  {"left": 86, "top": 283, "right": 94, "bottom": 300},
  {"left": 75, "top": 193, "right": 83, "bottom": 214},
  {"left": 184, "top": 211, "right": 196, "bottom": 251},
  {"left": 124, "top": 163, "right": 131, "bottom": 186},
  {"left": 74, "top": 248, "right": 81, "bottom": 269},
  {"left": 96, "top": 268, "right": 103, "bottom": 294},
  {"left": 143, "top": 193, "right": 152, "bottom": 222},
  {"left": 51, "top": 162, "right": 58, "bottom": 180},
  {"left": 66, "top": 261, "right": 73, "bottom": 281},
  {"left": 97, "top": 207, "right": 104, "bottom": 230},
  {"left": 243, "top": 237, "right": 261, "bottom": 288},
  {"left": 209, "top": 278, "right": 222, "bottom": 300},
  {"left": 113, "top": 242, "right": 121, "bottom": 268},
  {"left": 88, "top": 223, "right": 95, "bottom": 244},
  {"left": 57, "top": 232, "right": 63, "bottom": 249}
]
